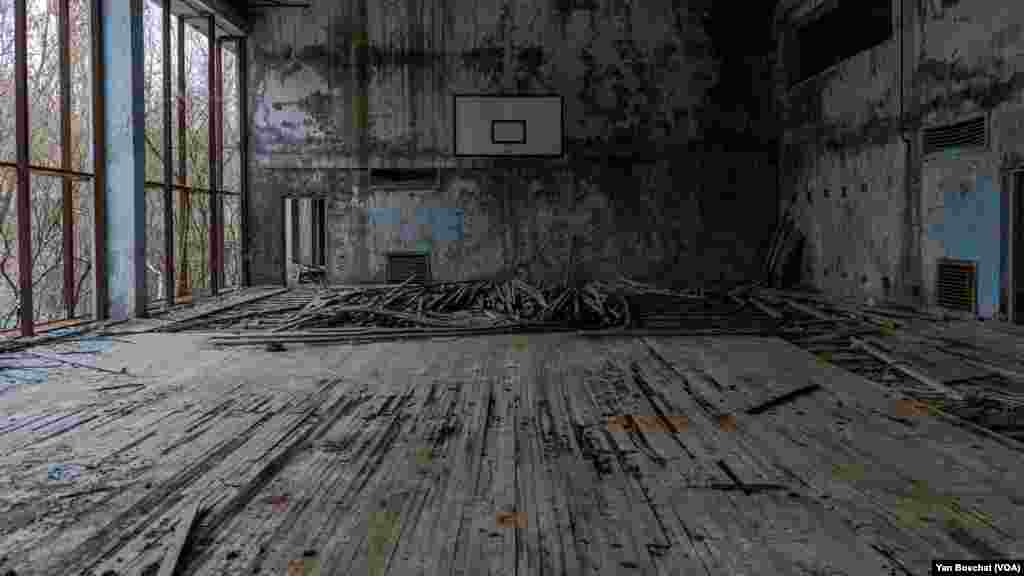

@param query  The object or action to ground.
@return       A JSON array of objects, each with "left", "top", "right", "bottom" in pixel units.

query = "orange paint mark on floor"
[
  {"left": 607, "top": 415, "right": 690, "bottom": 432},
  {"left": 496, "top": 511, "right": 527, "bottom": 528}
]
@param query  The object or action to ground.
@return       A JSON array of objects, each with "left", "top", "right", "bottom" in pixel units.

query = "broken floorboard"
[{"left": 0, "top": 333, "right": 1021, "bottom": 575}]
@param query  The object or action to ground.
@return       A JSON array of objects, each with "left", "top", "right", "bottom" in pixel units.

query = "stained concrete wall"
[
  {"left": 329, "top": 151, "right": 773, "bottom": 285},
  {"left": 247, "top": 0, "right": 778, "bottom": 287},
  {"left": 921, "top": 152, "right": 1002, "bottom": 317},
  {"left": 776, "top": 0, "right": 1024, "bottom": 317}
]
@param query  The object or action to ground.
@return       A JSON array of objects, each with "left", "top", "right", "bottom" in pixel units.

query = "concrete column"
[
  {"left": 245, "top": 28, "right": 286, "bottom": 285},
  {"left": 246, "top": 177, "right": 287, "bottom": 285},
  {"left": 102, "top": 0, "right": 148, "bottom": 319}
]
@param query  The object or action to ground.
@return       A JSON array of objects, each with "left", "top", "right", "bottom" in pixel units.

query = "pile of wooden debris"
[
  {"left": 267, "top": 276, "right": 705, "bottom": 332},
  {"left": 183, "top": 277, "right": 774, "bottom": 346}
]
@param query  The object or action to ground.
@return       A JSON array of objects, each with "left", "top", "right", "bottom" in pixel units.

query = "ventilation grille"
[
  {"left": 386, "top": 252, "right": 430, "bottom": 284},
  {"left": 935, "top": 258, "right": 977, "bottom": 313},
  {"left": 923, "top": 116, "right": 987, "bottom": 155}
]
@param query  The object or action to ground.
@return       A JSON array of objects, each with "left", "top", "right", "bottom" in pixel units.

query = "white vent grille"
[{"left": 923, "top": 116, "right": 987, "bottom": 155}]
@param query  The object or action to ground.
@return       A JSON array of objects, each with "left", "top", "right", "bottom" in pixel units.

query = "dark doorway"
[{"left": 1014, "top": 173, "right": 1024, "bottom": 324}]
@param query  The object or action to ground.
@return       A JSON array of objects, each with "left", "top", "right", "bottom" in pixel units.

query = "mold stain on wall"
[
  {"left": 775, "top": 0, "right": 1024, "bottom": 312},
  {"left": 247, "top": 0, "right": 778, "bottom": 286}
]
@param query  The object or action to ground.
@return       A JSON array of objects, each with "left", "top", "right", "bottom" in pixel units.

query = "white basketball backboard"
[{"left": 453, "top": 94, "right": 564, "bottom": 158}]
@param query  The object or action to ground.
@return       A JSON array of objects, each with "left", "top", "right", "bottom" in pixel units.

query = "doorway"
[
  {"left": 284, "top": 197, "right": 327, "bottom": 285},
  {"left": 1014, "top": 172, "right": 1024, "bottom": 324}
]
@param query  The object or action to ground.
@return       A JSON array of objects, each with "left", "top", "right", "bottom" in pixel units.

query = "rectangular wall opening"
[
  {"left": 790, "top": 0, "right": 893, "bottom": 86},
  {"left": 386, "top": 252, "right": 430, "bottom": 284},
  {"left": 1014, "top": 172, "right": 1024, "bottom": 324},
  {"left": 285, "top": 197, "right": 326, "bottom": 284}
]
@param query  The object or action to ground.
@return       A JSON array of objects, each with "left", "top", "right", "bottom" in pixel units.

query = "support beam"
[
  {"left": 101, "top": 0, "right": 148, "bottom": 320},
  {"left": 14, "top": 0, "right": 33, "bottom": 336},
  {"left": 91, "top": 0, "right": 108, "bottom": 320},
  {"left": 176, "top": 15, "right": 189, "bottom": 299},
  {"left": 246, "top": 81, "right": 286, "bottom": 284},
  {"left": 185, "top": 0, "right": 249, "bottom": 35},
  {"left": 237, "top": 36, "right": 250, "bottom": 287},
  {"left": 209, "top": 21, "right": 222, "bottom": 295},
  {"left": 60, "top": 0, "right": 75, "bottom": 319},
  {"left": 162, "top": 0, "right": 175, "bottom": 306}
]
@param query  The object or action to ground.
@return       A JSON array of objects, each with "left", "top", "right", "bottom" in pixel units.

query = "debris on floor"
[{"left": 174, "top": 277, "right": 779, "bottom": 347}]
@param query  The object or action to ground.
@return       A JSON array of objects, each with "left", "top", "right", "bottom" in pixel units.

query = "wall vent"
[
  {"left": 935, "top": 258, "right": 977, "bottom": 313},
  {"left": 923, "top": 116, "right": 987, "bottom": 155},
  {"left": 386, "top": 252, "right": 431, "bottom": 284}
]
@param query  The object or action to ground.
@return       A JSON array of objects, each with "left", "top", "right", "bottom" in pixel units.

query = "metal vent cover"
[
  {"left": 935, "top": 258, "right": 977, "bottom": 313},
  {"left": 386, "top": 252, "right": 430, "bottom": 284},
  {"left": 923, "top": 116, "right": 987, "bottom": 155}
]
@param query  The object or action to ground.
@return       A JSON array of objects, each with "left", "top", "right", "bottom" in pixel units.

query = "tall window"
[
  {"left": 0, "top": 0, "right": 243, "bottom": 337},
  {"left": 0, "top": 0, "right": 95, "bottom": 336},
  {"left": 142, "top": 0, "right": 242, "bottom": 304}
]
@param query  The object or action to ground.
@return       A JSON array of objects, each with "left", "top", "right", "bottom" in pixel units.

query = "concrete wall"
[
  {"left": 329, "top": 151, "right": 772, "bottom": 285},
  {"left": 246, "top": 0, "right": 778, "bottom": 288},
  {"left": 776, "top": 0, "right": 1024, "bottom": 317}
]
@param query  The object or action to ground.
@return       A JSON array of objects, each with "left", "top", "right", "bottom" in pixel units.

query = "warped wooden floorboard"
[{"left": 0, "top": 333, "right": 1021, "bottom": 576}]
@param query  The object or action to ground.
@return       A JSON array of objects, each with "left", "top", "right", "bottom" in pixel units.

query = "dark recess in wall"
[
  {"left": 703, "top": 0, "right": 780, "bottom": 147},
  {"left": 791, "top": 0, "right": 892, "bottom": 86}
]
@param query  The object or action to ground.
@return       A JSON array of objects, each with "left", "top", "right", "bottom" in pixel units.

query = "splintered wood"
[
  {"left": 1, "top": 334, "right": 1022, "bottom": 575},
  {"left": 161, "top": 278, "right": 780, "bottom": 345}
]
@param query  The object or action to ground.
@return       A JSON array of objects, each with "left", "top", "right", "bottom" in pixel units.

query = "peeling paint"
[
  {"left": 247, "top": 0, "right": 776, "bottom": 286},
  {"left": 776, "top": 0, "right": 1024, "bottom": 308}
]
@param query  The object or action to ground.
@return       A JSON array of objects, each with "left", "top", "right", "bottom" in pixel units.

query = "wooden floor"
[{"left": 1, "top": 330, "right": 1023, "bottom": 576}]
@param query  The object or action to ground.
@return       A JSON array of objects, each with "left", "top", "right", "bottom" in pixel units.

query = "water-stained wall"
[
  {"left": 247, "top": 0, "right": 777, "bottom": 286},
  {"left": 776, "top": 0, "right": 1024, "bottom": 317}
]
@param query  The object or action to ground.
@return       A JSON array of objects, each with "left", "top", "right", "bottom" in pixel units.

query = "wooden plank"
[
  {"left": 850, "top": 337, "right": 965, "bottom": 400},
  {"left": 558, "top": 348, "right": 641, "bottom": 576},
  {"left": 688, "top": 337, "right": 1024, "bottom": 565},
  {"left": 157, "top": 497, "right": 203, "bottom": 576},
  {"left": 159, "top": 287, "right": 292, "bottom": 331},
  {"left": 536, "top": 337, "right": 596, "bottom": 575},
  {"left": 485, "top": 346, "right": 519, "bottom": 576},
  {"left": 513, "top": 340, "right": 557, "bottom": 576},
  {"left": 313, "top": 386, "right": 424, "bottom": 575},
  {"left": 453, "top": 347, "right": 501, "bottom": 576},
  {"left": 437, "top": 348, "right": 497, "bottom": 576},
  {"left": 7, "top": 330, "right": 1024, "bottom": 576},
  {"left": 390, "top": 351, "right": 472, "bottom": 575},
  {"left": 366, "top": 343, "right": 475, "bottom": 575},
  {"left": 600, "top": 341, "right": 737, "bottom": 575},
  {"left": 629, "top": 338, "right": 812, "bottom": 574},
  {"left": 580, "top": 346, "right": 672, "bottom": 558},
  {"left": 651, "top": 340, "right": 920, "bottom": 573}
]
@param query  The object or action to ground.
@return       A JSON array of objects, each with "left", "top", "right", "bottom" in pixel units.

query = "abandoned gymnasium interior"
[{"left": 1, "top": 0, "right": 1024, "bottom": 574}]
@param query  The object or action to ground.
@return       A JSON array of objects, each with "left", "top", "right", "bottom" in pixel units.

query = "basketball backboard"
[{"left": 453, "top": 94, "right": 564, "bottom": 158}]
